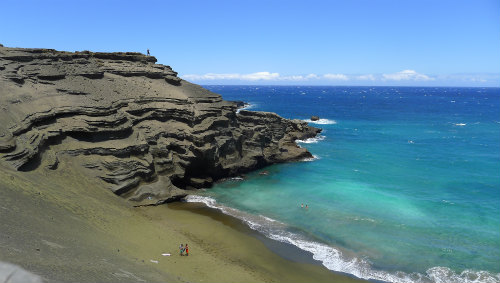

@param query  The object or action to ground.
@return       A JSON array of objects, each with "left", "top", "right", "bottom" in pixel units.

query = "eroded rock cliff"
[{"left": 0, "top": 46, "right": 320, "bottom": 205}]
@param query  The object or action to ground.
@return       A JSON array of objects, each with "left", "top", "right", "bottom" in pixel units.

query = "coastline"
[
  {"left": 0, "top": 161, "right": 367, "bottom": 283},
  {"left": 0, "top": 46, "right": 358, "bottom": 282},
  {"left": 163, "top": 201, "right": 368, "bottom": 282}
]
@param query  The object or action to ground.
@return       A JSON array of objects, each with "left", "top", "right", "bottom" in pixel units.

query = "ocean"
[{"left": 188, "top": 86, "right": 500, "bottom": 283}]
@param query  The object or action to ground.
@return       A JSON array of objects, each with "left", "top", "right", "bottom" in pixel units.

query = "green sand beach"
[{"left": 0, "top": 158, "right": 365, "bottom": 282}]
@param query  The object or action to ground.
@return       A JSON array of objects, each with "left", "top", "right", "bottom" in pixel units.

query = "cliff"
[{"left": 0, "top": 45, "right": 320, "bottom": 205}]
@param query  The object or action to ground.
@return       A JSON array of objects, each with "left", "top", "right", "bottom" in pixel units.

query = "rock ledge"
[{"left": 0, "top": 46, "right": 320, "bottom": 205}]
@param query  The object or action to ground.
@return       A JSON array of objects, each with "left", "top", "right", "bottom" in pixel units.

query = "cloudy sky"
[{"left": 2, "top": 0, "right": 499, "bottom": 86}]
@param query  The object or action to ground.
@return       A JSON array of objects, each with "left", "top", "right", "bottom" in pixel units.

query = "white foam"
[
  {"left": 236, "top": 103, "right": 256, "bottom": 113},
  {"left": 301, "top": 155, "right": 320, "bottom": 162},
  {"left": 259, "top": 215, "right": 278, "bottom": 222},
  {"left": 295, "top": 135, "right": 325, "bottom": 144},
  {"left": 186, "top": 195, "right": 287, "bottom": 233},
  {"left": 303, "top": 118, "right": 337, "bottom": 125},
  {"left": 186, "top": 195, "right": 218, "bottom": 208},
  {"left": 185, "top": 195, "right": 500, "bottom": 283},
  {"left": 454, "top": 123, "right": 467, "bottom": 126},
  {"left": 427, "top": 267, "right": 500, "bottom": 283},
  {"left": 352, "top": 216, "right": 376, "bottom": 223}
]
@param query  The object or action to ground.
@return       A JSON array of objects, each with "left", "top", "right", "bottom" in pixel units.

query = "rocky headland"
[{"left": 0, "top": 45, "right": 320, "bottom": 206}]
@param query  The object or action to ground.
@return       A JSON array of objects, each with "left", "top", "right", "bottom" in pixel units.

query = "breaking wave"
[
  {"left": 301, "top": 155, "right": 320, "bottom": 162},
  {"left": 303, "top": 118, "right": 337, "bottom": 125},
  {"left": 186, "top": 195, "right": 500, "bottom": 283},
  {"left": 295, "top": 135, "right": 325, "bottom": 144},
  {"left": 236, "top": 102, "right": 256, "bottom": 113}
]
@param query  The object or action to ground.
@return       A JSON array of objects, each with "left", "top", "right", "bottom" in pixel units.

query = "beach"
[
  {"left": 1, "top": 45, "right": 497, "bottom": 283},
  {"left": 0, "top": 157, "right": 365, "bottom": 283}
]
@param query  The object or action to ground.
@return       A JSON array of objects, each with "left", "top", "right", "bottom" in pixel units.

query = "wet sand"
[{"left": 0, "top": 158, "right": 366, "bottom": 283}]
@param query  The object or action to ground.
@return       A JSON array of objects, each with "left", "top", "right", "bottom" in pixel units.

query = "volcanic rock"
[{"left": 0, "top": 46, "right": 320, "bottom": 205}]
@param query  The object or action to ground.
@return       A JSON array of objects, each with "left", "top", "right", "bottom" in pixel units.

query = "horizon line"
[{"left": 199, "top": 84, "right": 500, "bottom": 88}]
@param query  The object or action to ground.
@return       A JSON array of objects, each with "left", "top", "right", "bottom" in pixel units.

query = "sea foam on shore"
[
  {"left": 202, "top": 85, "right": 500, "bottom": 283},
  {"left": 186, "top": 195, "right": 500, "bottom": 283}
]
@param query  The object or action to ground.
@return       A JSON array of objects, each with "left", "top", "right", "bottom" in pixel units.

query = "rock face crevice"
[{"left": 0, "top": 46, "right": 320, "bottom": 205}]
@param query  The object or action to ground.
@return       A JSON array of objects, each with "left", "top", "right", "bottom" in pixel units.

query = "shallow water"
[{"left": 192, "top": 86, "right": 500, "bottom": 283}]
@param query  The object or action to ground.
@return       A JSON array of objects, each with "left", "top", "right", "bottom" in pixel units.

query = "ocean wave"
[
  {"left": 187, "top": 195, "right": 218, "bottom": 208},
  {"left": 303, "top": 118, "right": 337, "bottom": 125},
  {"left": 185, "top": 195, "right": 286, "bottom": 230},
  {"left": 185, "top": 195, "right": 500, "bottom": 283},
  {"left": 301, "top": 155, "right": 320, "bottom": 162},
  {"left": 454, "top": 123, "right": 467, "bottom": 126},
  {"left": 236, "top": 103, "right": 256, "bottom": 113},
  {"left": 295, "top": 135, "right": 325, "bottom": 144}
]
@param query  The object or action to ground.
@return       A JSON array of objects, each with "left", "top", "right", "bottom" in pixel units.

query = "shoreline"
[
  {"left": 142, "top": 201, "right": 369, "bottom": 283},
  {"left": 168, "top": 201, "right": 323, "bottom": 266},
  {"left": 167, "top": 201, "right": 371, "bottom": 281},
  {"left": 0, "top": 162, "right": 367, "bottom": 283}
]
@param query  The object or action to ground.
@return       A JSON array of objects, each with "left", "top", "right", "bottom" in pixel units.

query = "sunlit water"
[{"left": 189, "top": 86, "right": 500, "bottom": 283}]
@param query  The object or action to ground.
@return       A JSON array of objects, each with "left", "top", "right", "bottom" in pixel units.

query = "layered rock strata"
[{"left": 0, "top": 46, "right": 320, "bottom": 205}]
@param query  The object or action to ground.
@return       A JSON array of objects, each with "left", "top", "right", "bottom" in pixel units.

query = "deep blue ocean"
[{"left": 188, "top": 86, "right": 500, "bottom": 283}]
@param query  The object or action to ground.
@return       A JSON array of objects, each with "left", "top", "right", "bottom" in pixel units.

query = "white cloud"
[
  {"left": 183, "top": 70, "right": 490, "bottom": 85},
  {"left": 183, "top": 72, "right": 353, "bottom": 82},
  {"left": 305, "top": 73, "right": 320, "bottom": 79},
  {"left": 183, "top": 72, "right": 324, "bottom": 82},
  {"left": 382, "top": 70, "right": 434, "bottom": 81},
  {"left": 280, "top": 73, "right": 328, "bottom": 81},
  {"left": 182, "top": 72, "right": 280, "bottom": 81},
  {"left": 437, "top": 73, "right": 498, "bottom": 83},
  {"left": 281, "top": 75, "right": 307, "bottom": 81},
  {"left": 242, "top": 72, "right": 280, "bottom": 80},
  {"left": 356, "top": 74, "right": 376, "bottom": 81},
  {"left": 323, "top": 74, "right": 349, "bottom": 81}
]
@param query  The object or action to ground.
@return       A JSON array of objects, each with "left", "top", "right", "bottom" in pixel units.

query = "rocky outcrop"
[{"left": 0, "top": 46, "right": 320, "bottom": 205}]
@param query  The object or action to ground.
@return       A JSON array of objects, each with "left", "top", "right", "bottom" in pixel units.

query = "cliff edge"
[{"left": 0, "top": 46, "right": 320, "bottom": 205}]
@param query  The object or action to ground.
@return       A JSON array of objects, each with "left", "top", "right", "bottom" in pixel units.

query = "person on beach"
[
  {"left": 179, "top": 243, "right": 184, "bottom": 256},
  {"left": 185, "top": 244, "right": 189, "bottom": 256}
]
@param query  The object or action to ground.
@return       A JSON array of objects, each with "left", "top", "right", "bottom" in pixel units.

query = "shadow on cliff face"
[{"left": 0, "top": 45, "right": 320, "bottom": 207}]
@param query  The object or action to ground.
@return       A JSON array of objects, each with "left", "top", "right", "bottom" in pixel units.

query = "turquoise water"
[{"left": 190, "top": 86, "right": 500, "bottom": 283}]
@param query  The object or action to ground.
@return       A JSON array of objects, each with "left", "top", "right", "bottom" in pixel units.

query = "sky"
[{"left": 1, "top": 0, "right": 499, "bottom": 86}]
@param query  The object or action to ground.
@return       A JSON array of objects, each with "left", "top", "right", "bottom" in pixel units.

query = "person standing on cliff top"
[{"left": 147, "top": 49, "right": 150, "bottom": 56}]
